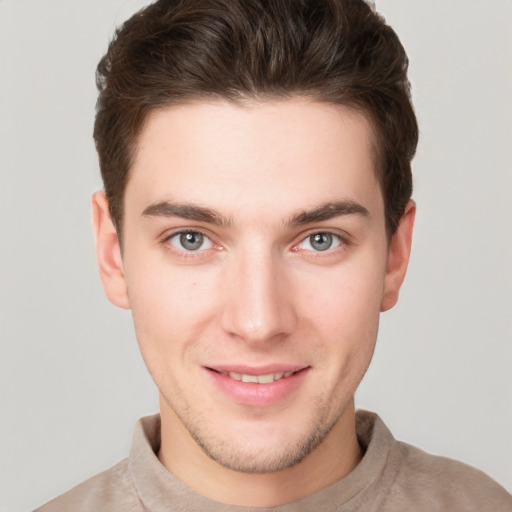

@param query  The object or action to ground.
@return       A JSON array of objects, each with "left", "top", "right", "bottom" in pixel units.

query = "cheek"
[
  {"left": 298, "top": 253, "right": 386, "bottom": 325},
  {"left": 125, "top": 261, "right": 220, "bottom": 366},
  {"left": 297, "top": 252, "right": 385, "bottom": 369}
]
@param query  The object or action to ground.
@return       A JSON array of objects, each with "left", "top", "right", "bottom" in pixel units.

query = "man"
[{"left": 35, "top": 0, "right": 511, "bottom": 510}]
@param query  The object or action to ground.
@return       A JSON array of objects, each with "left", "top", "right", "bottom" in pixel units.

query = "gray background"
[{"left": 1, "top": 1, "right": 511, "bottom": 510}]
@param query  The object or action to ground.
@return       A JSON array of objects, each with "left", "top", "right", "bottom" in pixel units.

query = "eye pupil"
[
  {"left": 180, "top": 232, "right": 204, "bottom": 250},
  {"left": 310, "top": 233, "right": 332, "bottom": 251}
]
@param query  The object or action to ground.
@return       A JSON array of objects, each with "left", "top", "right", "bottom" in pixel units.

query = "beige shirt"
[{"left": 35, "top": 411, "right": 512, "bottom": 511}]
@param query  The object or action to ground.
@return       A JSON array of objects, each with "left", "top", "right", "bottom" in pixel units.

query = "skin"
[{"left": 92, "top": 99, "right": 415, "bottom": 507}]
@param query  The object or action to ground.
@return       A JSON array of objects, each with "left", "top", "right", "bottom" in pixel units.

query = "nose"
[{"left": 219, "top": 247, "right": 297, "bottom": 345}]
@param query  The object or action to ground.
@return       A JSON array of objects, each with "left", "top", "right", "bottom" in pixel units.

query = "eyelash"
[
  {"left": 292, "top": 230, "right": 348, "bottom": 256},
  {"left": 162, "top": 229, "right": 218, "bottom": 259},
  {"left": 162, "top": 229, "right": 350, "bottom": 259}
]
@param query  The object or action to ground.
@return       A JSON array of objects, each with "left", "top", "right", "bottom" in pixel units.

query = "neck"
[{"left": 158, "top": 399, "right": 362, "bottom": 507}]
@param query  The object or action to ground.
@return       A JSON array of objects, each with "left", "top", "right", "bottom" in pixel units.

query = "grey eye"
[
  {"left": 180, "top": 232, "right": 204, "bottom": 250},
  {"left": 297, "top": 232, "right": 343, "bottom": 252},
  {"left": 169, "top": 231, "right": 213, "bottom": 252},
  {"left": 309, "top": 232, "right": 333, "bottom": 251}
]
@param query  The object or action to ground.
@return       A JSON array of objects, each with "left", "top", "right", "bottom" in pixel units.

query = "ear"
[
  {"left": 381, "top": 200, "right": 416, "bottom": 312},
  {"left": 91, "top": 191, "right": 130, "bottom": 309}
]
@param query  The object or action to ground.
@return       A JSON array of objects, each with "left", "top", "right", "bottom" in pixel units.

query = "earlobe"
[
  {"left": 381, "top": 200, "right": 416, "bottom": 312},
  {"left": 91, "top": 191, "right": 130, "bottom": 309}
]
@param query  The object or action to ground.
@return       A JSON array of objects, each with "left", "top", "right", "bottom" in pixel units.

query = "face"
[{"left": 94, "top": 99, "right": 413, "bottom": 474}]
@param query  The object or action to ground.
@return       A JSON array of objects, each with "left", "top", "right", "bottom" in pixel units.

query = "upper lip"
[{"left": 205, "top": 364, "right": 309, "bottom": 376}]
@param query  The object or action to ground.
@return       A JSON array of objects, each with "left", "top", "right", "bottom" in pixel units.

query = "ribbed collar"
[{"left": 129, "top": 410, "right": 401, "bottom": 512}]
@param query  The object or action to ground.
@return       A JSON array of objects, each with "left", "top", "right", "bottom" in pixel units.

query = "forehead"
[{"left": 127, "top": 99, "right": 383, "bottom": 221}]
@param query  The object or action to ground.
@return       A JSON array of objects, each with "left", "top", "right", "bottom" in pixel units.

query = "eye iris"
[
  {"left": 180, "top": 232, "right": 204, "bottom": 251},
  {"left": 310, "top": 233, "right": 332, "bottom": 251}
]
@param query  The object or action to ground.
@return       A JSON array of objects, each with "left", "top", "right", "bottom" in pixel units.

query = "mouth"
[
  {"left": 205, "top": 365, "right": 310, "bottom": 406},
  {"left": 208, "top": 368, "right": 302, "bottom": 384}
]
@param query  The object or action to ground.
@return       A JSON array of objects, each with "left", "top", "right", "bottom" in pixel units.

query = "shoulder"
[
  {"left": 34, "top": 459, "right": 142, "bottom": 512},
  {"left": 356, "top": 411, "right": 512, "bottom": 511},
  {"left": 385, "top": 441, "right": 512, "bottom": 511}
]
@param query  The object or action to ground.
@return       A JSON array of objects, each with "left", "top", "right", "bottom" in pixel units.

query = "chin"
[{"left": 186, "top": 404, "right": 343, "bottom": 474}]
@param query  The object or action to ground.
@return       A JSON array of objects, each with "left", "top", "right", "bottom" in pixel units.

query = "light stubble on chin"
[{"left": 171, "top": 398, "right": 345, "bottom": 474}]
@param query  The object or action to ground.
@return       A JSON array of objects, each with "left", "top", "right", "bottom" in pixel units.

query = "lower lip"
[{"left": 205, "top": 368, "right": 310, "bottom": 407}]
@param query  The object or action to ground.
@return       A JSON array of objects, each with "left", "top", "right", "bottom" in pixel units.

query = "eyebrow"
[
  {"left": 142, "top": 201, "right": 230, "bottom": 226},
  {"left": 142, "top": 199, "right": 369, "bottom": 227},
  {"left": 288, "top": 200, "right": 369, "bottom": 226}
]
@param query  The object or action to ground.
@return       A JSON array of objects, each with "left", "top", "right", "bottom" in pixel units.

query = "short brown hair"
[{"left": 94, "top": 0, "right": 418, "bottom": 239}]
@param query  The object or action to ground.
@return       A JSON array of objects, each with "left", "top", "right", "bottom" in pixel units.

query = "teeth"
[
  {"left": 241, "top": 374, "right": 259, "bottom": 383},
  {"left": 256, "top": 373, "right": 275, "bottom": 384},
  {"left": 228, "top": 371, "right": 294, "bottom": 383}
]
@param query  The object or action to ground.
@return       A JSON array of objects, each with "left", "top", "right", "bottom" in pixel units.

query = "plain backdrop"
[{"left": 1, "top": 1, "right": 511, "bottom": 510}]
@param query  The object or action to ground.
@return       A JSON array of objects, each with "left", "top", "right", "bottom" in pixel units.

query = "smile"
[
  {"left": 221, "top": 371, "right": 296, "bottom": 384},
  {"left": 206, "top": 366, "right": 309, "bottom": 406}
]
